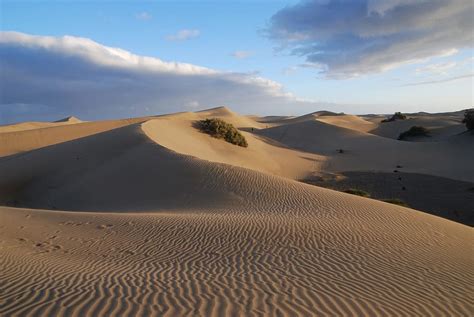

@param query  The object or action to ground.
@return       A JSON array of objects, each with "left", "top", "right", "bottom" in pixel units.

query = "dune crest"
[
  {"left": 54, "top": 116, "right": 82, "bottom": 123},
  {"left": 142, "top": 116, "right": 324, "bottom": 180}
]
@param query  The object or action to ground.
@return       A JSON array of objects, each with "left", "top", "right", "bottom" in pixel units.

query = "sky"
[{"left": 0, "top": 0, "right": 473, "bottom": 124}]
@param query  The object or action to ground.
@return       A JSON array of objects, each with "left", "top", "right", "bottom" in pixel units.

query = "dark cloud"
[
  {"left": 0, "top": 32, "right": 322, "bottom": 124},
  {"left": 268, "top": 0, "right": 473, "bottom": 78}
]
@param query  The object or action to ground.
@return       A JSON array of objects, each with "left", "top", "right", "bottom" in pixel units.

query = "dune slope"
[
  {"left": 142, "top": 117, "right": 324, "bottom": 180},
  {"left": 316, "top": 114, "right": 377, "bottom": 133},
  {"left": 0, "top": 116, "right": 82, "bottom": 134},
  {"left": 1, "top": 203, "right": 472, "bottom": 317},
  {"left": 258, "top": 119, "right": 474, "bottom": 182},
  {"left": 0, "top": 118, "right": 149, "bottom": 157},
  {"left": 370, "top": 116, "right": 466, "bottom": 141}
]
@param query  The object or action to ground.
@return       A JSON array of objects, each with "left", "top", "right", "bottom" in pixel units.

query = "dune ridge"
[{"left": 0, "top": 117, "right": 150, "bottom": 157}]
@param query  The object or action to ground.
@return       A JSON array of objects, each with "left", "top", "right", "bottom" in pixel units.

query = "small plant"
[
  {"left": 344, "top": 188, "right": 370, "bottom": 197},
  {"left": 462, "top": 109, "right": 474, "bottom": 131},
  {"left": 196, "top": 118, "right": 248, "bottom": 147},
  {"left": 382, "top": 198, "right": 409, "bottom": 207},
  {"left": 382, "top": 112, "right": 407, "bottom": 123},
  {"left": 398, "top": 126, "right": 430, "bottom": 140}
]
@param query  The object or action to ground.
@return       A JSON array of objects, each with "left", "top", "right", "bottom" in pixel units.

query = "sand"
[
  {"left": 0, "top": 107, "right": 473, "bottom": 316},
  {"left": 305, "top": 171, "right": 474, "bottom": 226},
  {"left": 257, "top": 114, "right": 474, "bottom": 182}
]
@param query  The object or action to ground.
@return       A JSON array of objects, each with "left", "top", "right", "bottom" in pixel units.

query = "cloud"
[
  {"left": 402, "top": 73, "right": 473, "bottom": 86},
  {"left": 282, "top": 66, "right": 298, "bottom": 76},
  {"left": 231, "top": 51, "right": 254, "bottom": 59},
  {"left": 166, "top": 29, "right": 200, "bottom": 41},
  {"left": 416, "top": 62, "right": 457, "bottom": 75},
  {"left": 135, "top": 12, "right": 152, "bottom": 21},
  {"left": 267, "top": 0, "right": 474, "bottom": 78},
  {"left": 0, "top": 32, "right": 324, "bottom": 124}
]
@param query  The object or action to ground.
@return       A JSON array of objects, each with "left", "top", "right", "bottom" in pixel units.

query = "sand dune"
[
  {"left": 2, "top": 201, "right": 472, "bottom": 317},
  {"left": 143, "top": 116, "right": 324, "bottom": 180},
  {"left": 197, "top": 106, "right": 265, "bottom": 129},
  {"left": 368, "top": 112, "right": 465, "bottom": 140},
  {"left": 306, "top": 171, "right": 474, "bottom": 225},
  {"left": 258, "top": 119, "right": 474, "bottom": 182},
  {"left": 0, "top": 116, "right": 82, "bottom": 134},
  {"left": 316, "top": 114, "right": 377, "bottom": 133},
  {"left": 0, "top": 117, "right": 149, "bottom": 157},
  {"left": 0, "top": 121, "right": 324, "bottom": 211},
  {"left": 0, "top": 107, "right": 473, "bottom": 316},
  {"left": 253, "top": 111, "right": 343, "bottom": 127},
  {"left": 54, "top": 116, "right": 82, "bottom": 123}
]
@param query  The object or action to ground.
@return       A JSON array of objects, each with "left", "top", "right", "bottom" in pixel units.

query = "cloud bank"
[
  {"left": 0, "top": 32, "right": 320, "bottom": 124},
  {"left": 268, "top": 0, "right": 474, "bottom": 78}
]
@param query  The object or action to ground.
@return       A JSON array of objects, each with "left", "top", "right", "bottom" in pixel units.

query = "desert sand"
[{"left": 0, "top": 107, "right": 473, "bottom": 316}]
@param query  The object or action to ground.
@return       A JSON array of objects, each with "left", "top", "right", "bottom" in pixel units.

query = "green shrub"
[
  {"left": 398, "top": 126, "right": 430, "bottom": 140},
  {"left": 197, "top": 118, "right": 248, "bottom": 147},
  {"left": 382, "top": 198, "right": 409, "bottom": 207},
  {"left": 382, "top": 112, "right": 407, "bottom": 123},
  {"left": 344, "top": 188, "right": 370, "bottom": 197},
  {"left": 462, "top": 109, "right": 474, "bottom": 131}
]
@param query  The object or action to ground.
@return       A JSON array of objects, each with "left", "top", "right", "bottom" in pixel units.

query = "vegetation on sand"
[
  {"left": 344, "top": 188, "right": 370, "bottom": 197},
  {"left": 462, "top": 109, "right": 474, "bottom": 131},
  {"left": 382, "top": 198, "right": 409, "bottom": 207},
  {"left": 382, "top": 112, "right": 407, "bottom": 123},
  {"left": 197, "top": 118, "right": 248, "bottom": 147},
  {"left": 398, "top": 126, "right": 430, "bottom": 140}
]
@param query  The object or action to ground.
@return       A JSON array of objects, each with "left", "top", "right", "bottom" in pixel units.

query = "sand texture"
[{"left": 0, "top": 107, "right": 473, "bottom": 316}]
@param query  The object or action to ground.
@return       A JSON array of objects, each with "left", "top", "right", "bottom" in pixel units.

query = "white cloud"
[
  {"left": 268, "top": 0, "right": 474, "bottom": 78},
  {"left": 166, "top": 29, "right": 200, "bottom": 41},
  {"left": 282, "top": 66, "right": 298, "bottom": 76},
  {"left": 135, "top": 12, "right": 152, "bottom": 21},
  {"left": 367, "top": 0, "right": 426, "bottom": 15},
  {"left": 0, "top": 32, "right": 324, "bottom": 124},
  {"left": 403, "top": 73, "right": 473, "bottom": 86},
  {"left": 416, "top": 62, "right": 457, "bottom": 75},
  {"left": 0, "top": 32, "right": 213, "bottom": 75},
  {"left": 231, "top": 51, "right": 254, "bottom": 59}
]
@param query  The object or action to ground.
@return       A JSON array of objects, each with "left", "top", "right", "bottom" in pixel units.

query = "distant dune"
[
  {"left": 0, "top": 107, "right": 472, "bottom": 316},
  {"left": 0, "top": 116, "right": 82, "bottom": 134}
]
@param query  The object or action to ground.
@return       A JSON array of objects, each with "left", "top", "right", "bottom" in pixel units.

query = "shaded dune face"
[
  {"left": 0, "top": 108, "right": 473, "bottom": 316},
  {"left": 0, "top": 117, "right": 149, "bottom": 157}
]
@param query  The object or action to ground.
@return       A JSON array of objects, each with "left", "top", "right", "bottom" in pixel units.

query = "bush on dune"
[
  {"left": 344, "top": 188, "right": 370, "bottom": 197},
  {"left": 381, "top": 112, "right": 407, "bottom": 123},
  {"left": 398, "top": 126, "right": 430, "bottom": 140},
  {"left": 197, "top": 118, "right": 248, "bottom": 147},
  {"left": 462, "top": 109, "right": 474, "bottom": 131},
  {"left": 341, "top": 189, "right": 410, "bottom": 208},
  {"left": 382, "top": 198, "right": 409, "bottom": 207}
]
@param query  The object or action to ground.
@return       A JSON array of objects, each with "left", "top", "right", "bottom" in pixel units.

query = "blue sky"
[{"left": 0, "top": 0, "right": 473, "bottom": 123}]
